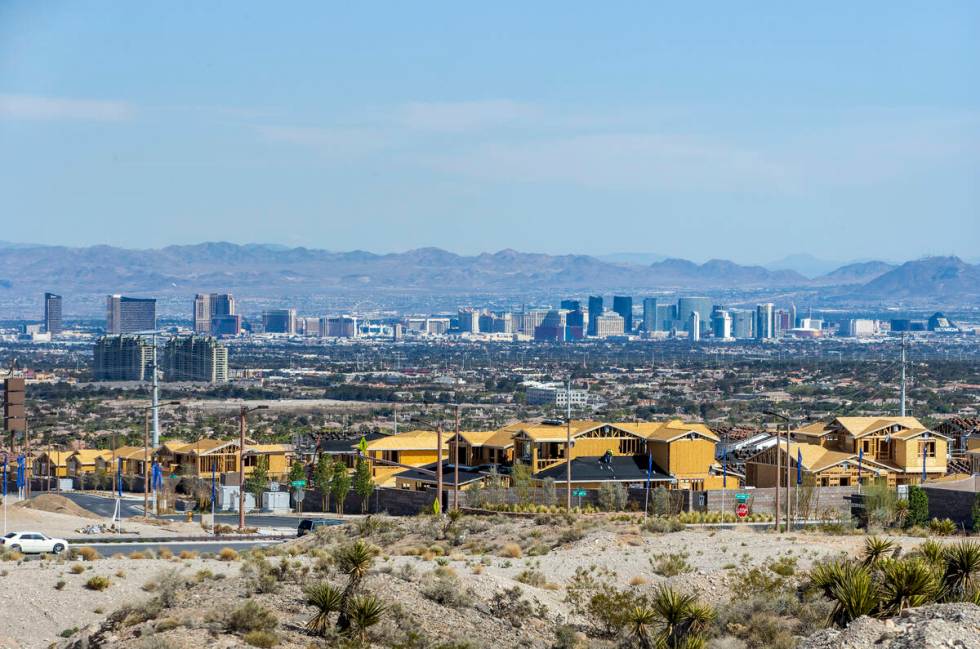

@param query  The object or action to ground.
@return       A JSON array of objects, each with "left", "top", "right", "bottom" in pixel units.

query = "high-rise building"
[
  {"left": 711, "top": 308, "right": 732, "bottom": 339},
  {"left": 594, "top": 312, "right": 625, "bottom": 337},
  {"left": 211, "top": 314, "right": 242, "bottom": 337},
  {"left": 322, "top": 316, "right": 358, "bottom": 338},
  {"left": 457, "top": 308, "right": 480, "bottom": 333},
  {"left": 534, "top": 310, "right": 568, "bottom": 342},
  {"left": 688, "top": 312, "right": 701, "bottom": 342},
  {"left": 642, "top": 298, "right": 658, "bottom": 333},
  {"left": 262, "top": 308, "right": 297, "bottom": 334},
  {"left": 755, "top": 303, "right": 775, "bottom": 340},
  {"left": 677, "top": 297, "right": 712, "bottom": 335},
  {"left": 731, "top": 310, "right": 754, "bottom": 339},
  {"left": 560, "top": 299, "right": 581, "bottom": 312},
  {"left": 587, "top": 296, "right": 603, "bottom": 336},
  {"left": 44, "top": 292, "right": 63, "bottom": 335},
  {"left": 612, "top": 296, "right": 633, "bottom": 332},
  {"left": 106, "top": 295, "right": 156, "bottom": 334},
  {"left": 789, "top": 303, "right": 798, "bottom": 329},
  {"left": 194, "top": 293, "right": 236, "bottom": 334},
  {"left": 93, "top": 335, "right": 153, "bottom": 381},
  {"left": 163, "top": 335, "right": 228, "bottom": 383}
]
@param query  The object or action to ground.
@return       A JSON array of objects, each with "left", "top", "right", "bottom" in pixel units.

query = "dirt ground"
[
  {"left": 0, "top": 513, "right": 965, "bottom": 649},
  {"left": 2, "top": 498, "right": 206, "bottom": 539}
]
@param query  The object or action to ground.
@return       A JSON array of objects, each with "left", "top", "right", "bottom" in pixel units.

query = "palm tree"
[
  {"left": 625, "top": 605, "right": 657, "bottom": 649},
  {"left": 862, "top": 536, "right": 896, "bottom": 568},
  {"left": 348, "top": 594, "right": 386, "bottom": 643},
  {"left": 939, "top": 541, "right": 980, "bottom": 602},
  {"left": 333, "top": 540, "right": 377, "bottom": 630},
  {"left": 878, "top": 558, "right": 938, "bottom": 616},
  {"left": 305, "top": 582, "right": 343, "bottom": 636}
]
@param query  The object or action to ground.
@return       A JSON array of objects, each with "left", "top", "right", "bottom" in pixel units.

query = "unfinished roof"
[
  {"left": 762, "top": 442, "right": 890, "bottom": 475},
  {"left": 69, "top": 449, "right": 113, "bottom": 464},
  {"left": 833, "top": 417, "right": 927, "bottom": 437},
  {"left": 364, "top": 429, "right": 448, "bottom": 452},
  {"left": 533, "top": 455, "right": 674, "bottom": 484},
  {"left": 244, "top": 444, "right": 293, "bottom": 455},
  {"left": 514, "top": 420, "right": 607, "bottom": 442},
  {"left": 616, "top": 420, "right": 720, "bottom": 443}
]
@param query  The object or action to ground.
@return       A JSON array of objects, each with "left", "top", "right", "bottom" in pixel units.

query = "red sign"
[{"left": 735, "top": 503, "right": 749, "bottom": 519}]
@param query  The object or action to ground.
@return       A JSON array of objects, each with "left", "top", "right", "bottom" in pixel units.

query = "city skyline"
[{"left": 2, "top": 3, "right": 978, "bottom": 262}]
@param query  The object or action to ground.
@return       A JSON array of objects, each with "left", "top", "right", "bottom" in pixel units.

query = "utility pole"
[
  {"left": 785, "top": 421, "right": 791, "bottom": 529},
  {"left": 143, "top": 409, "right": 150, "bottom": 517},
  {"left": 900, "top": 333, "right": 907, "bottom": 417},
  {"left": 436, "top": 419, "right": 443, "bottom": 516},
  {"left": 774, "top": 419, "right": 781, "bottom": 532},
  {"left": 453, "top": 404, "right": 460, "bottom": 512},
  {"left": 238, "top": 407, "right": 246, "bottom": 531},
  {"left": 151, "top": 334, "right": 160, "bottom": 447},
  {"left": 565, "top": 378, "right": 572, "bottom": 511}
]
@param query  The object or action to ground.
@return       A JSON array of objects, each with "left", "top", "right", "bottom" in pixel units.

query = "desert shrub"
[
  {"left": 76, "top": 547, "right": 100, "bottom": 561},
  {"left": 158, "top": 548, "right": 173, "bottom": 560},
  {"left": 862, "top": 479, "right": 898, "bottom": 528},
  {"left": 55, "top": 579, "right": 66, "bottom": 590},
  {"left": 541, "top": 478, "right": 557, "bottom": 506},
  {"left": 906, "top": 486, "right": 929, "bottom": 528},
  {"left": 642, "top": 517, "right": 685, "bottom": 534},
  {"left": 243, "top": 630, "right": 278, "bottom": 648},
  {"left": 565, "top": 566, "right": 648, "bottom": 636},
  {"left": 226, "top": 601, "right": 278, "bottom": 633},
  {"left": 929, "top": 518, "right": 958, "bottom": 536},
  {"left": 421, "top": 571, "right": 474, "bottom": 609},
  {"left": 70, "top": 563, "right": 86, "bottom": 574},
  {"left": 85, "top": 576, "right": 111, "bottom": 591},
  {"left": 489, "top": 585, "right": 547, "bottom": 628},
  {"left": 650, "top": 551, "right": 692, "bottom": 577},
  {"left": 650, "top": 486, "right": 672, "bottom": 516},
  {"left": 515, "top": 569, "right": 547, "bottom": 587},
  {"left": 218, "top": 547, "right": 240, "bottom": 561},
  {"left": 768, "top": 555, "right": 798, "bottom": 577},
  {"left": 499, "top": 543, "right": 522, "bottom": 558},
  {"left": 178, "top": 550, "right": 198, "bottom": 560},
  {"left": 128, "top": 551, "right": 146, "bottom": 560},
  {"left": 597, "top": 482, "right": 627, "bottom": 512}
]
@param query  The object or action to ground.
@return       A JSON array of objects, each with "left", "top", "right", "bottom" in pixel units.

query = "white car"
[{"left": 1, "top": 531, "right": 69, "bottom": 554}]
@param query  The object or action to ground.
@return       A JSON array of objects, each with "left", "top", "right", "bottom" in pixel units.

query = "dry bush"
[
  {"left": 70, "top": 563, "right": 86, "bottom": 574},
  {"left": 84, "top": 575, "right": 111, "bottom": 591},
  {"left": 500, "top": 543, "right": 523, "bottom": 558},
  {"left": 178, "top": 550, "right": 198, "bottom": 560},
  {"left": 218, "top": 547, "right": 240, "bottom": 561},
  {"left": 77, "top": 547, "right": 100, "bottom": 561}
]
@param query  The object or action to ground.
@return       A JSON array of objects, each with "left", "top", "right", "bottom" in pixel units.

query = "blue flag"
[
  {"left": 922, "top": 442, "right": 927, "bottom": 482},
  {"left": 722, "top": 458, "right": 727, "bottom": 489},
  {"left": 796, "top": 448, "right": 803, "bottom": 485},
  {"left": 15, "top": 456, "right": 25, "bottom": 489},
  {"left": 151, "top": 462, "right": 164, "bottom": 490},
  {"left": 117, "top": 458, "right": 123, "bottom": 497}
]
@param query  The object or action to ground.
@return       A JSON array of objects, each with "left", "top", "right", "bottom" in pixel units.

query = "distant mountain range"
[{"left": 0, "top": 242, "right": 976, "bottom": 310}]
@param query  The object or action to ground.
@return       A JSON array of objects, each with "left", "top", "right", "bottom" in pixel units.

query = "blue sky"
[{"left": 1, "top": 2, "right": 978, "bottom": 263}]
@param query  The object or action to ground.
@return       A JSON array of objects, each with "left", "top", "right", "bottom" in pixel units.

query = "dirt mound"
[
  {"left": 802, "top": 603, "right": 980, "bottom": 649},
  {"left": 14, "top": 494, "right": 101, "bottom": 520}
]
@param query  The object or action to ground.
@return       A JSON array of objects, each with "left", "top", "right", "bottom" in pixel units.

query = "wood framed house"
[
  {"left": 66, "top": 449, "right": 113, "bottom": 476},
  {"left": 618, "top": 420, "right": 729, "bottom": 490},
  {"left": 362, "top": 430, "right": 450, "bottom": 486},
  {"left": 446, "top": 426, "right": 516, "bottom": 468},
  {"left": 790, "top": 417, "right": 949, "bottom": 485},
  {"left": 745, "top": 441, "right": 892, "bottom": 488},
  {"left": 241, "top": 443, "right": 293, "bottom": 481},
  {"left": 33, "top": 451, "right": 72, "bottom": 478}
]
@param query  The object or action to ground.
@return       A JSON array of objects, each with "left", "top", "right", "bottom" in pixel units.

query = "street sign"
[
  {"left": 736, "top": 503, "right": 749, "bottom": 519},
  {"left": 572, "top": 489, "right": 587, "bottom": 497},
  {"left": 734, "top": 493, "right": 749, "bottom": 503},
  {"left": 294, "top": 489, "right": 305, "bottom": 502},
  {"left": 290, "top": 480, "right": 307, "bottom": 488}
]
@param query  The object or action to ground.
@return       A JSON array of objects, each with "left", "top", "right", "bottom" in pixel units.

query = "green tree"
[
  {"left": 288, "top": 460, "right": 306, "bottom": 484},
  {"left": 330, "top": 461, "right": 352, "bottom": 516},
  {"left": 313, "top": 454, "right": 333, "bottom": 512},
  {"left": 353, "top": 456, "right": 374, "bottom": 514},
  {"left": 906, "top": 485, "right": 929, "bottom": 528},
  {"left": 972, "top": 493, "right": 980, "bottom": 534},
  {"left": 245, "top": 455, "right": 270, "bottom": 503},
  {"left": 511, "top": 460, "right": 532, "bottom": 505}
]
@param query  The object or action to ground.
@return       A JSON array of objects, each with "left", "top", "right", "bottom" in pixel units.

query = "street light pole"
[
  {"left": 143, "top": 401, "right": 179, "bottom": 518},
  {"left": 566, "top": 378, "right": 572, "bottom": 511},
  {"left": 453, "top": 405, "right": 460, "bottom": 512},
  {"left": 238, "top": 405, "right": 268, "bottom": 531}
]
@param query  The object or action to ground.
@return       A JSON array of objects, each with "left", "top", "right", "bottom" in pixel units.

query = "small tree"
[
  {"left": 288, "top": 460, "right": 306, "bottom": 485},
  {"left": 313, "top": 454, "right": 333, "bottom": 512},
  {"left": 511, "top": 460, "right": 532, "bottom": 506},
  {"left": 541, "top": 477, "right": 556, "bottom": 506},
  {"left": 353, "top": 456, "right": 374, "bottom": 514},
  {"left": 245, "top": 455, "right": 270, "bottom": 504},
  {"left": 972, "top": 493, "right": 980, "bottom": 534},
  {"left": 906, "top": 485, "right": 929, "bottom": 528},
  {"left": 330, "top": 461, "right": 352, "bottom": 516}
]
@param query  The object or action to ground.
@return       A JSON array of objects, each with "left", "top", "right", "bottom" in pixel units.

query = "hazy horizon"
[{"left": 2, "top": 3, "right": 978, "bottom": 263}]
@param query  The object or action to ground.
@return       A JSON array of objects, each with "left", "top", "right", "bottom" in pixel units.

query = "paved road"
[
  {"left": 61, "top": 492, "right": 341, "bottom": 531},
  {"left": 78, "top": 539, "right": 283, "bottom": 556}
]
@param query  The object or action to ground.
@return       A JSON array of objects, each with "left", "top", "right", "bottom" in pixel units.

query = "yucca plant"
[
  {"left": 877, "top": 558, "right": 938, "bottom": 616},
  {"left": 915, "top": 539, "right": 946, "bottom": 568},
  {"left": 938, "top": 541, "right": 980, "bottom": 602},
  {"left": 929, "top": 518, "right": 958, "bottom": 536},
  {"left": 305, "top": 582, "right": 343, "bottom": 636},
  {"left": 829, "top": 564, "right": 877, "bottom": 626},
  {"left": 348, "top": 594, "right": 386, "bottom": 643},
  {"left": 810, "top": 559, "right": 859, "bottom": 600},
  {"left": 333, "top": 540, "right": 378, "bottom": 630},
  {"left": 625, "top": 605, "right": 657, "bottom": 649},
  {"left": 862, "top": 536, "right": 896, "bottom": 568},
  {"left": 650, "top": 584, "right": 714, "bottom": 649}
]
